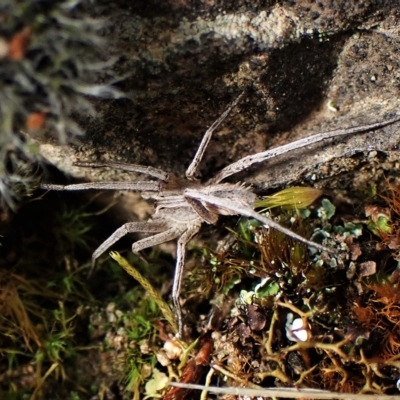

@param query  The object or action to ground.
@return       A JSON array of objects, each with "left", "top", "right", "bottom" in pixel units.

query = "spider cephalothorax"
[{"left": 41, "top": 93, "right": 400, "bottom": 336}]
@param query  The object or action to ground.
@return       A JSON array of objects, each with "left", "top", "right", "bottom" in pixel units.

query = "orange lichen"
[
  {"left": 382, "top": 330, "right": 400, "bottom": 357},
  {"left": 26, "top": 111, "right": 47, "bottom": 131},
  {"left": 382, "top": 183, "right": 400, "bottom": 217},
  {"left": 352, "top": 303, "right": 378, "bottom": 330},
  {"left": 8, "top": 26, "right": 32, "bottom": 60},
  {"left": 352, "top": 281, "right": 400, "bottom": 359},
  {"left": 368, "top": 281, "right": 400, "bottom": 303}
]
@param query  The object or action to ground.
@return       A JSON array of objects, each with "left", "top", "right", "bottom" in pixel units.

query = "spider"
[{"left": 41, "top": 93, "right": 400, "bottom": 336}]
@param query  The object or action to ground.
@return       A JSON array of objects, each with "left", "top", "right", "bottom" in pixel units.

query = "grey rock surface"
[{"left": 40, "top": 1, "right": 400, "bottom": 196}]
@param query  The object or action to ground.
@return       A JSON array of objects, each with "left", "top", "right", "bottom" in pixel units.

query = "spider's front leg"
[{"left": 185, "top": 92, "right": 244, "bottom": 180}]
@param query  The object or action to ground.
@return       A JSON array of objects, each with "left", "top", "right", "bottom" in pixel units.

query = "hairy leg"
[
  {"left": 171, "top": 223, "right": 202, "bottom": 336},
  {"left": 89, "top": 220, "right": 168, "bottom": 277},
  {"left": 210, "top": 116, "right": 400, "bottom": 183},
  {"left": 73, "top": 161, "right": 168, "bottom": 181},
  {"left": 41, "top": 181, "right": 160, "bottom": 192},
  {"left": 185, "top": 92, "right": 244, "bottom": 180},
  {"left": 131, "top": 226, "right": 183, "bottom": 253}
]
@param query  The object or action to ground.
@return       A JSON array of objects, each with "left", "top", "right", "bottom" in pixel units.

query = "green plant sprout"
[{"left": 110, "top": 251, "right": 178, "bottom": 335}]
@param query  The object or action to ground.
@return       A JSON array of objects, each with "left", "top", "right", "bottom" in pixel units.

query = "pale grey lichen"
[
  {"left": 0, "top": 0, "right": 124, "bottom": 210},
  {"left": 130, "top": 3, "right": 359, "bottom": 65}
]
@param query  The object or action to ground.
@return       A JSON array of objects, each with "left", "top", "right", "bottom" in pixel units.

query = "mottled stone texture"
[{"left": 41, "top": 1, "right": 400, "bottom": 194}]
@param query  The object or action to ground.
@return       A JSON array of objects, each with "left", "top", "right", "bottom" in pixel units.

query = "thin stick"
[{"left": 169, "top": 382, "right": 400, "bottom": 399}]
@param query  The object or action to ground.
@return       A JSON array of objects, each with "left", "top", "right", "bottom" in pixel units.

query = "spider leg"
[
  {"left": 73, "top": 161, "right": 168, "bottom": 181},
  {"left": 210, "top": 115, "right": 400, "bottom": 183},
  {"left": 131, "top": 225, "right": 196, "bottom": 337},
  {"left": 184, "top": 189, "right": 335, "bottom": 254},
  {"left": 172, "top": 222, "right": 202, "bottom": 337},
  {"left": 185, "top": 197, "right": 219, "bottom": 224},
  {"left": 185, "top": 92, "right": 244, "bottom": 180},
  {"left": 89, "top": 220, "right": 168, "bottom": 277},
  {"left": 41, "top": 181, "right": 160, "bottom": 192},
  {"left": 131, "top": 226, "right": 183, "bottom": 252}
]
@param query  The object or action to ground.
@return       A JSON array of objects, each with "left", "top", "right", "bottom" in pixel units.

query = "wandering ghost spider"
[{"left": 41, "top": 93, "right": 400, "bottom": 336}]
